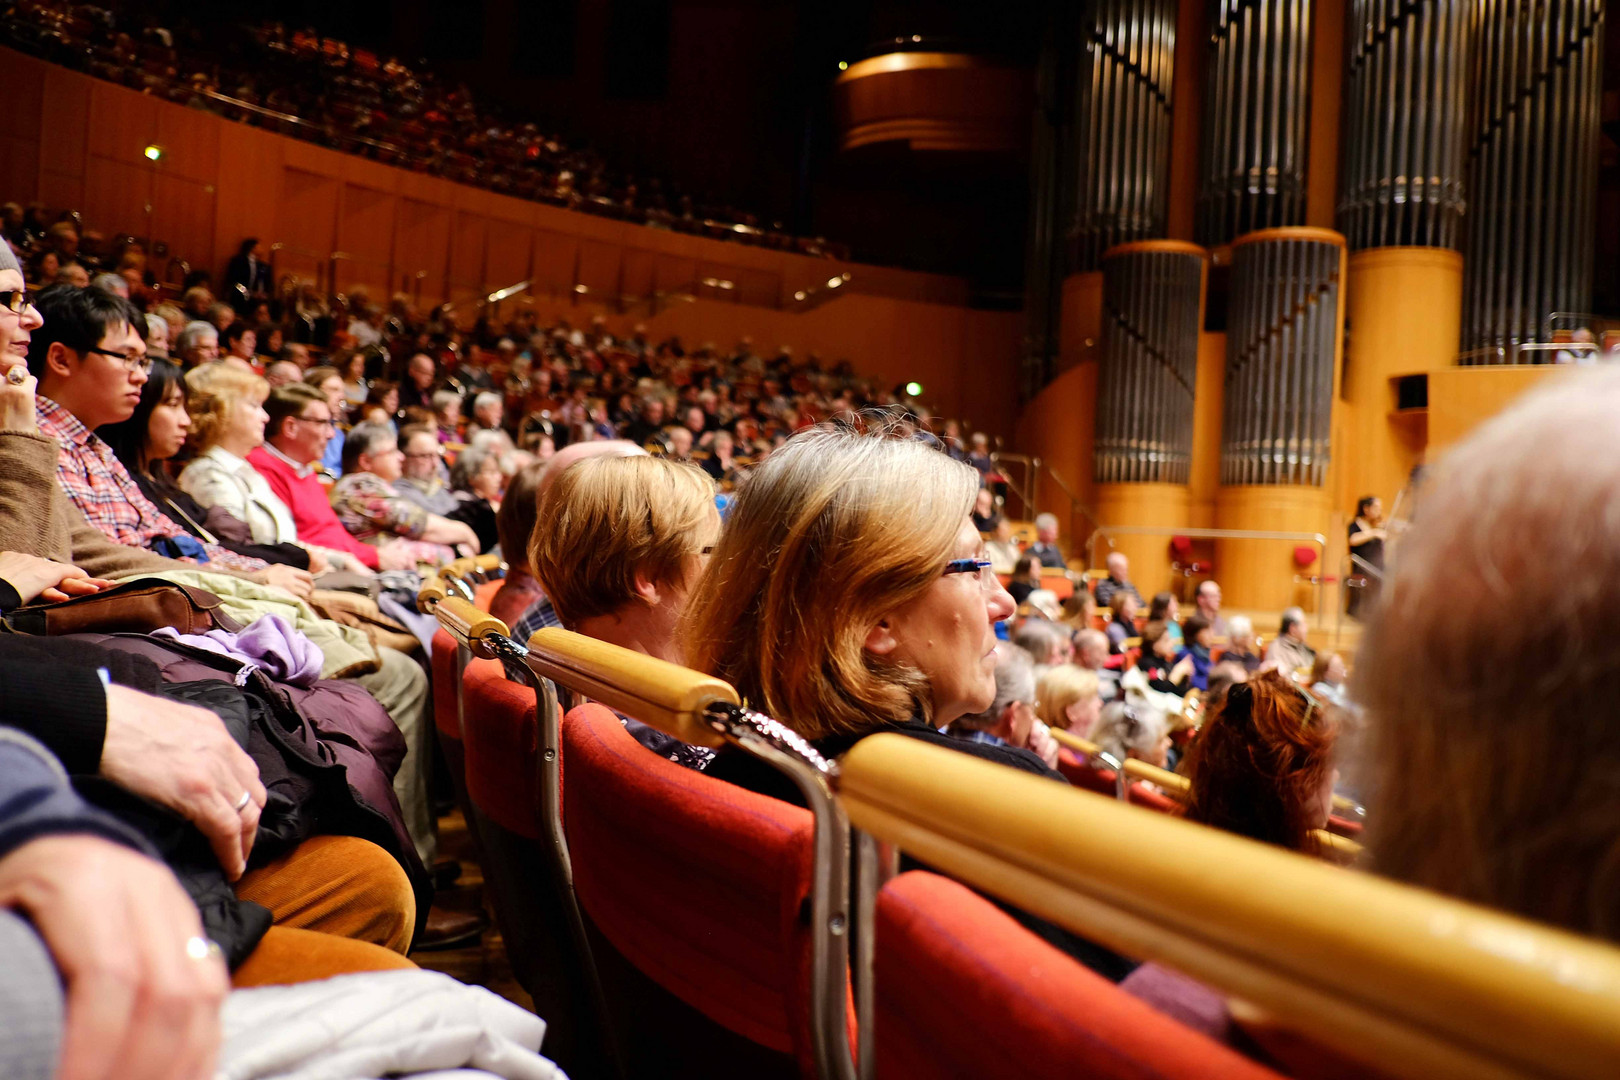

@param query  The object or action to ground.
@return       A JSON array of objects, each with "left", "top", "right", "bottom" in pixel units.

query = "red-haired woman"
[{"left": 1180, "top": 670, "right": 1339, "bottom": 850}]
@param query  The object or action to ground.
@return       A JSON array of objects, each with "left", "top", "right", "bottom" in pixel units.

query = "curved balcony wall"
[
  {"left": 1093, "top": 241, "right": 1207, "bottom": 484},
  {"left": 1220, "top": 228, "right": 1345, "bottom": 487}
]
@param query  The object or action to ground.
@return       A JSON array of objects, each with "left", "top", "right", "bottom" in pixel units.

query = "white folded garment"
[{"left": 217, "top": 969, "right": 566, "bottom": 1080}]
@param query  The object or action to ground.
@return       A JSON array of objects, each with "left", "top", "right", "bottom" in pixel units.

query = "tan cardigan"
[{"left": 0, "top": 430, "right": 244, "bottom": 580}]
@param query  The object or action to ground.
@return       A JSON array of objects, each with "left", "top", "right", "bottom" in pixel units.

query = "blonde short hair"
[
  {"left": 1036, "top": 664, "right": 1099, "bottom": 730},
  {"left": 682, "top": 421, "right": 980, "bottom": 740},
  {"left": 529, "top": 455, "right": 716, "bottom": 628},
  {"left": 184, "top": 365, "right": 268, "bottom": 453}
]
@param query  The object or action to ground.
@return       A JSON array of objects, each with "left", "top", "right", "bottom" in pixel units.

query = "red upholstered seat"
[
  {"left": 874, "top": 871, "right": 1284, "bottom": 1080},
  {"left": 430, "top": 627, "right": 462, "bottom": 741},
  {"left": 473, "top": 577, "right": 502, "bottom": 611},
  {"left": 562, "top": 701, "right": 824, "bottom": 1066},
  {"left": 461, "top": 658, "right": 540, "bottom": 840}
]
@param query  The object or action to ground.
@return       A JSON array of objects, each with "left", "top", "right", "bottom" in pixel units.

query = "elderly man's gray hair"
[
  {"left": 175, "top": 320, "right": 218, "bottom": 353},
  {"left": 954, "top": 645, "right": 1036, "bottom": 731},
  {"left": 1034, "top": 512, "right": 1058, "bottom": 532}
]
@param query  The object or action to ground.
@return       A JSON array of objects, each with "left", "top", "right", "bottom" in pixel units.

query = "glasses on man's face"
[
  {"left": 943, "top": 558, "right": 998, "bottom": 588},
  {"left": 295, "top": 414, "right": 337, "bottom": 431},
  {"left": 0, "top": 288, "right": 33, "bottom": 316},
  {"left": 403, "top": 449, "right": 442, "bottom": 460},
  {"left": 86, "top": 346, "right": 153, "bottom": 374}
]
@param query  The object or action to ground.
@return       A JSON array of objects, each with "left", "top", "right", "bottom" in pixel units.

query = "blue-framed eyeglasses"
[{"left": 943, "top": 558, "right": 997, "bottom": 587}]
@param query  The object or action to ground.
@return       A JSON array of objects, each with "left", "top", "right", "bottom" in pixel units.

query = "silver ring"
[
  {"left": 233, "top": 790, "right": 251, "bottom": 812},
  {"left": 5, "top": 367, "right": 26, "bottom": 386},
  {"left": 185, "top": 935, "right": 223, "bottom": 963}
]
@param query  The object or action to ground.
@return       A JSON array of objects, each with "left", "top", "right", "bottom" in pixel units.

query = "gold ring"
[{"left": 5, "top": 367, "right": 26, "bottom": 386}]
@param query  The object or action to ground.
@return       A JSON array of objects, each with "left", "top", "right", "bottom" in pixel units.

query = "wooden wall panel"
[
  {"left": 575, "top": 240, "right": 622, "bottom": 300},
  {"left": 150, "top": 173, "right": 215, "bottom": 271},
  {"left": 393, "top": 197, "right": 451, "bottom": 308},
  {"left": 337, "top": 182, "right": 397, "bottom": 296},
  {"left": 0, "top": 139, "right": 41, "bottom": 206},
  {"left": 619, "top": 249, "right": 657, "bottom": 304},
  {"left": 81, "top": 157, "right": 152, "bottom": 245},
  {"left": 654, "top": 255, "right": 700, "bottom": 297},
  {"left": 153, "top": 103, "right": 220, "bottom": 184},
  {"left": 484, "top": 221, "right": 534, "bottom": 290},
  {"left": 38, "top": 66, "right": 90, "bottom": 185},
  {"left": 87, "top": 83, "right": 157, "bottom": 169},
  {"left": 530, "top": 231, "right": 579, "bottom": 294},
  {"left": 276, "top": 168, "right": 339, "bottom": 263}
]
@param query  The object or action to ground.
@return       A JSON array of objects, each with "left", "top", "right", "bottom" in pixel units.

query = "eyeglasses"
[
  {"left": 943, "top": 558, "right": 997, "bottom": 587},
  {"left": 85, "top": 346, "right": 153, "bottom": 374},
  {"left": 0, "top": 288, "right": 33, "bottom": 315},
  {"left": 403, "top": 450, "right": 443, "bottom": 459},
  {"left": 294, "top": 414, "right": 338, "bottom": 430}
]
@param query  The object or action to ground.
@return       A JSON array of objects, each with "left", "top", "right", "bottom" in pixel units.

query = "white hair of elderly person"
[{"left": 949, "top": 644, "right": 1059, "bottom": 769}]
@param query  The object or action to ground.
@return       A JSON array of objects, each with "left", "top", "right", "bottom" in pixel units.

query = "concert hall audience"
[
  {"left": 1221, "top": 614, "right": 1262, "bottom": 672},
  {"left": 331, "top": 422, "right": 478, "bottom": 567},
  {"left": 1263, "top": 607, "right": 1315, "bottom": 673},
  {"left": 1181, "top": 671, "right": 1339, "bottom": 850},
  {"left": 1035, "top": 663, "right": 1103, "bottom": 736},
  {"left": 949, "top": 645, "right": 1060, "bottom": 769},
  {"left": 1073, "top": 628, "right": 1120, "bottom": 702},
  {"left": 1136, "top": 621, "right": 1192, "bottom": 696},
  {"left": 1177, "top": 615, "right": 1215, "bottom": 692},
  {"left": 1006, "top": 552, "right": 1041, "bottom": 606},
  {"left": 1027, "top": 512, "right": 1066, "bottom": 569},
  {"left": 1090, "top": 699, "right": 1172, "bottom": 770},
  {"left": 487, "top": 460, "right": 546, "bottom": 626},
  {"left": 1093, "top": 550, "right": 1142, "bottom": 609},
  {"left": 1106, "top": 591, "right": 1140, "bottom": 654},
  {"left": 1193, "top": 579, "right": 1227, "bottom": 636},
  {"left": 528, "top": 454, "right": 718, "bottom": 768},
  {"left": 1309, "top": 652, "right": 1349, "bottom": 707}
]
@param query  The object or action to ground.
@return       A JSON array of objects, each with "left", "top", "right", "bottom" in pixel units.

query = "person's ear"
[
  {"left": 864, "top": 618, "right": 898, "bottom": 656},
  {"left": 44, "top": 341, "right": 76, "bottom": 379},
  {"left": 632, "top": 570, "right": 661, "bottom": 606}
]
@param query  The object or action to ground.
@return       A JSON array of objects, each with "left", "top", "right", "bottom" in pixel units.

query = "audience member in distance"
[
  {"left": 1093, "top": 550, "right": 1143, "bottom": 609},
  {"left": 949, "top": 645, "right": 1060, "bottom": 769}
]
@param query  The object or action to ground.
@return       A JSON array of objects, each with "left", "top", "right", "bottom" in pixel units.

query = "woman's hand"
[
  {"left": 305, "top": 547, "right": 333, "bottom": 576},
  {"left": 0, "top": 552, "right": 111, "bottom": 604},
  {"left": 250, "top": 564, "right": 314, "bottom": 600},
  {"left": 0, "top": 360, "right": 38, "bottom": 433}
]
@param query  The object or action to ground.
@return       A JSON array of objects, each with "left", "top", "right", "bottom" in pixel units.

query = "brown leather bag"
[{"left": 2, "top": 578, "right": 243, "bottom": 636}]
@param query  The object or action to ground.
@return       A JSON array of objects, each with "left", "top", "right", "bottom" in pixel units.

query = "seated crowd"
[
  {"left": 4, "top": 206, "right": 1620, "bottom": 1075},
  {"left": 1, "top": 0, "right": 848, "bottom": 257}
]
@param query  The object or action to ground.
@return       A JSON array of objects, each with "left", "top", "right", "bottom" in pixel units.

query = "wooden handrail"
[
  {"left": 524, "top": 628, "right": 735, "bottom": 749},
  {"left": 839, "top": 733, "right": 1620, "bottom": 1080}
]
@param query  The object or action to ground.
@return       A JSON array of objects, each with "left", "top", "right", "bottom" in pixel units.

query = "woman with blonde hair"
[
  {"left": 531, "top": 453, "right": 719, "bottom": 767},
  {"left": 687, "top": 420, "right": 1139, "bottom": 979},
  {"left": 177, "top": 365, "right": 366, "bottom": 573},
  {"left": 530, "top": 454, "right": 719, "bottom": 663},
  {"left": 685, "top": 420, "right": 1053, "bottom": 784},
  {"left": 1036, "top": 664, "right": 1102, "bottom": 736}
]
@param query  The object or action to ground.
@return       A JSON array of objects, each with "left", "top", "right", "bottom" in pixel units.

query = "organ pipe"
[
  {"left": 1069, "top": 0, "right": 1179, "bottom": 272},
  {"left": 1460, "top": 0, "right": 1606, "bottom": 361},
  {"left": 1338, "top": 0, "right": 1474, "bottom": 251},
  {"left": 1094, "top": 242, "right": 1206, "bottom": 485},
  {"left": 1221, "top": 229, "right": 1344, "bottom": 486},
  {"left": 1196, "top": 0, "right": 1314, "bottom": 249}
]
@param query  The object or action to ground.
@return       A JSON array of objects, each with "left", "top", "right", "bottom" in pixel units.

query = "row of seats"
[{"left": 418, "top": 560, "right": 1620, "bottom": 1080}]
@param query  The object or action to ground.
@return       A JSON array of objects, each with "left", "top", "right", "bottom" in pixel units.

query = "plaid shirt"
[{"left": 36, "top": 396, "right": 266, "bottom": 572}]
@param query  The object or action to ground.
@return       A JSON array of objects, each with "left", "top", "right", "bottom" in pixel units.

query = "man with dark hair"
[
  {"left": 1264, "top": 607, "right": 1316, "bottom": 673},
  {"left": 26, "top": 286, "right": 308, "bottom": 590}
]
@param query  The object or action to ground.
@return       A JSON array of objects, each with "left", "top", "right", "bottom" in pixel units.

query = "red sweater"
[{"left": 247, "top": 445, "right": 380, "bottom": 569}]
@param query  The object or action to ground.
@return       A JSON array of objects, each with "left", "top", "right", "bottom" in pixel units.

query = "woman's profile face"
[
  {"left": 224, "top": 392, "right": 269, "bottom": 449},
  {"left": 875, "top": 517, "right": 1016, "bottom": 728},
  {"left": 0, "top": 269, "right": 43, "bottom": 370},
  {"left": 1365, "top": 497, "right": 1383, "bottom": 523},
  {"left": 145, "top": 382, "right": 191, "bottom": 461}
]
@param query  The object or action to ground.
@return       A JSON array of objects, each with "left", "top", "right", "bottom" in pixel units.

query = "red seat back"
[
  {"left": 874, "top": 871, "right": 1283, "bottom": 1080},
  {"left": 473, "top": 577, "right": 502, "bottom": 611},
  {"left": 430, "top": 627, "right": 462, "bottom": 741},
  {"left": 562, "top": 702, "right": 817, "bottom": 1058},
  {"left": 461, "top": 658, "right": 540, "bottom": 840}
]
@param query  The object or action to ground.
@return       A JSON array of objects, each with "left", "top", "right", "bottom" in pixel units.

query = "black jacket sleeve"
[{"left": 0, "top": 727, "right": 153, "bottom": 862}]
